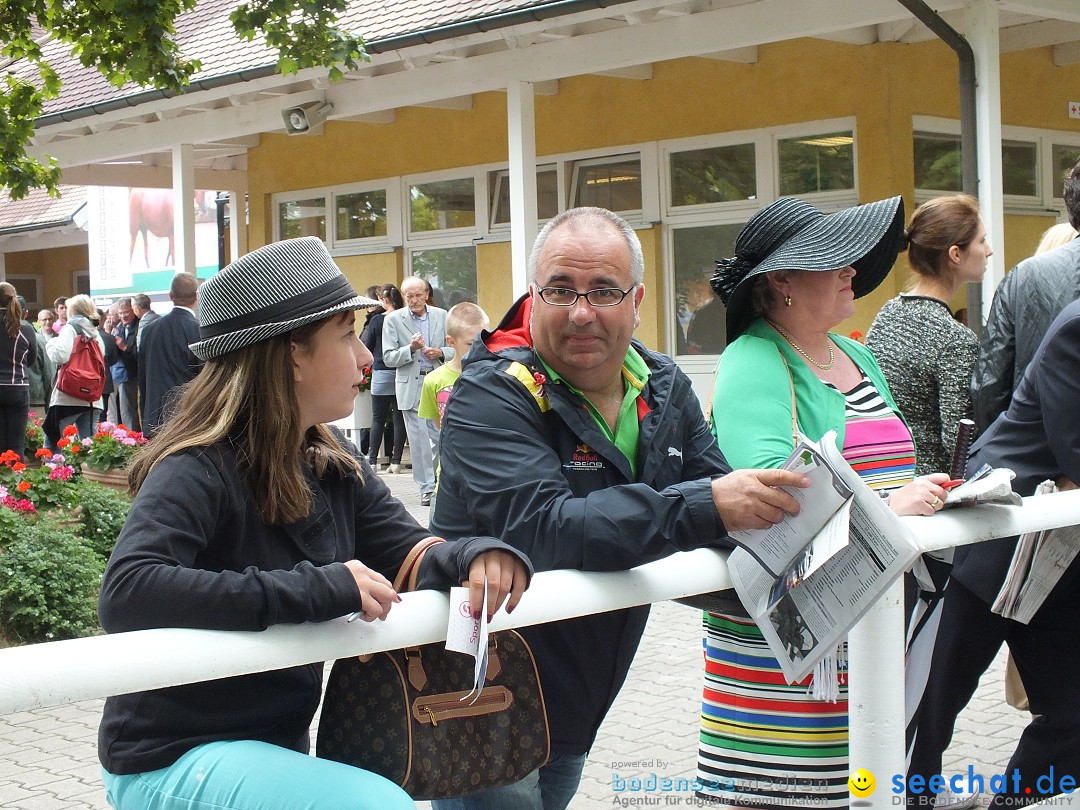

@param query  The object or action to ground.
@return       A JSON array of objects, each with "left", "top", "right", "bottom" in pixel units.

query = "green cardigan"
[{"left": 709, "top": 318, "right": 905, "bottom": 470}]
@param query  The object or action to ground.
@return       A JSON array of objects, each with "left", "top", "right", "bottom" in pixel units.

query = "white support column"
[
  {"left": 0, "top": 251, "right": 6, "bottom": 282},
  {"left": 228, "top": 190, "right": 247, "bottom": 262},
  {"left": 172, "top": 143, "right": 197, "bottom": 275},
  {"left": 966, "top": 0, "right": 1006, "bottom": 323},
  {"left": 507, "top": 81, "right": 538, "bottom": 299},
  {"left": 848, "top": 578, "right": 907, "bottom": 808}
]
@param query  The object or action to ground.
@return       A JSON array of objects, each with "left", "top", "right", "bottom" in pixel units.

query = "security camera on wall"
[{"left": 281, "top": 101, "right": 334, "bottom": 136}]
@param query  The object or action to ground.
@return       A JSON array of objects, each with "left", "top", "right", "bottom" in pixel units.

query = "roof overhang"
[{"left": 18, "top": 0, "right": 1079, "bottom": 187}]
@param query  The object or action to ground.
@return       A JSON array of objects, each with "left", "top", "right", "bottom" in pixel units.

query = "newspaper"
[
  {"left": 992, "top": 480, "right": 1080, "bottom": 624},
  {"left": 726, "top": 431, "right": 921, "bottom": 684},
  {"left": 944, "top": 464, "right": 1022, "bottom": 507}
]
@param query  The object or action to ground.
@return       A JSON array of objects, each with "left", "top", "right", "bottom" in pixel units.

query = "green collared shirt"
[{"left": 538, "top": 347, "right": 652, "bottom": 478}]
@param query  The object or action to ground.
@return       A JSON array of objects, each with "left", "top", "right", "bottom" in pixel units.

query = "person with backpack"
[{"left": 44, "top": 294, "right": 106, "bottom": 449}]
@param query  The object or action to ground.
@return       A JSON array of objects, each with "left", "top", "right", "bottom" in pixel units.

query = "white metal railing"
[{"left": 3, "top": 489, "right": 1080, "bottom": 809}]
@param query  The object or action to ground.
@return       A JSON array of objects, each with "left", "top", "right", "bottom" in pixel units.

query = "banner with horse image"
[{"left": 86, "top": 186, "right": 222, "bottom": 297}]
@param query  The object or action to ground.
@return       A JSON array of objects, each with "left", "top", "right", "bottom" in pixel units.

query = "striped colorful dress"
[{"left": 698, "top": 374, "right": 915, "bottom": 808}]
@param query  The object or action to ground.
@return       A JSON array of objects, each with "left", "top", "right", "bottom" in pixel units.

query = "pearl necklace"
[{"left": 766, "top": 319, "right": 836, "bottom": 371}]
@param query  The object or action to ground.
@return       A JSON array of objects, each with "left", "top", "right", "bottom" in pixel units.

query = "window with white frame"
[
  {"left": 669, "top": 143, "right": 757, "bottom": 209},
  {"left": 670, "top": 223, "right": 742, "bottom": 356},
  {"left": 776, "top": 131, "right": 855, "bottom": 196},
  {"left": 408, "top": 245, "right": 479, "bottom": 307},
  {"left": 662, "top": 120, "right": 857, "bottom": 358},
  {"left": 913, "top": 131, "right": 962, "bottom": 193},
  {"left": 1002, "top": 139, "right": 1038, "bottom": 198},
  {"left": 408, "top": 177, "right": 476, "bottom": 234},
  {"left": 1051, "top": 144, "right": 1080, "bottom": 197},
  {"left": 570, "top": 154, "right": 643, "bottom": 215},
  {"left": 278, "top": 196, "right": 326, "bottom": 240},
  {"left": 335, "top": 188, "right": 388, "bottom": 242},
  {"left": 913, "top": 117, "right": 1080, "bottom": 211},
  {"left": 489, "top": 166, "right": 560, "bottom": 228},
  {"left": 273, "top": 180, "right": 397, "bottom": 252},
  {"left": 404, "top": 171, "right": 483, "bottom": 304},
  {"left": 7, "top": 275, "right": 43, "bottom": 311}
]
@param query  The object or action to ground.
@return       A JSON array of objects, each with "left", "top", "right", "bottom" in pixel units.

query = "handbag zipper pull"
[{"left": 424, "top": 706, "right": 438, "bottom": 726}]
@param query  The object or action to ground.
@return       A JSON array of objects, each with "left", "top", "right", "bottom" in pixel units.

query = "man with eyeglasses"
[
  {"left": 382, "top": 275, "right": 453, "bottom": 506},
  {"left": 430, "top": 207, "right": 807, "bottom": 810}
]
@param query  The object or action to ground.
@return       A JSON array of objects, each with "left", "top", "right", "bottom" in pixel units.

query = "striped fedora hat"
[
  {"left": 190, "top": 237, "right": 377, "bottom": 361},
  {"left": 711, "top": 195, "right": 904, "bottom": 342}
]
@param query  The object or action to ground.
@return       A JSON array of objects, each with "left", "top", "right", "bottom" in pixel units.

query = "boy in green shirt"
[{"left": 419, "top": 301, "right": 489, "bottom": 428}]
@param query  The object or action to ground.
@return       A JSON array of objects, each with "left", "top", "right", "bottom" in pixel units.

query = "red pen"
[{"left": 942, "top": 479, "right": 966, "bottom": 490}]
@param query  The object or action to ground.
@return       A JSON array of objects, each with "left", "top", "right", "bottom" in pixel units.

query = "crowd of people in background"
[
  {"left": 354, "top": 277, "right": 481, "bottom": 508},
  {"left": 0, "top": 272, "right": 203, "bottom": 460}
]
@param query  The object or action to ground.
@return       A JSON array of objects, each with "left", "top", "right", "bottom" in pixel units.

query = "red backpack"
[{"left": 56, "top": 331, "right": 106, "bottom": 403}]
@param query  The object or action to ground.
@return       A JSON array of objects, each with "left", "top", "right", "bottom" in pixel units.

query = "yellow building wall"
[
  {"left": 334, "top": 251, "right": 402, "bottom": 299},
  {"left": 475, "top": 242, "right": 514, "bottom": 321},
  {"left": 245, "top": 37, "right": 1080, "bottom": 351},
  {"left": 5, "top": 246, "right": 88, "bottom": 311}
]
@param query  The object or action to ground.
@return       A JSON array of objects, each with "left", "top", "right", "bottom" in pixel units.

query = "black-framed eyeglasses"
[{"left": 536, "top": 285, "right": 636, "bottom": 307}]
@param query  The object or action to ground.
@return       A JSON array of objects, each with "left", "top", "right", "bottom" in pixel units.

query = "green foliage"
[
  {"left": 777, "top": 133, "right": 855, "bottom": 196},
  {"left": 1, "top": 0, "right": 368, "bottom": 198},
  {"left": 0, "top": 75, "right": 61, "bottom": 199},
  {"left": 914, "top": 134, "right": 962, "bottom": 192},
  {"left": 24, "top": 417, "right": 45, "bottom": 459},
  {"left": 0, "top": 513, "right": 104, "bottom": 643},
  {"left": 74, "top": 480, "right": 131, "bottom": 563},
  {"left": 230, "top": 0, "right": 366, "bottom": 78},
  {"left": 670, "top": 144, "right": 757, "bottom": 207},
  {"left": 17, "top": 463, "right": 78, "bottom": 511},
  {"left": 0, "top": 503, "right": 35, "bottom": 549}
]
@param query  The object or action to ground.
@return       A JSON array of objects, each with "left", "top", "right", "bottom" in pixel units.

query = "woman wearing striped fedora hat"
[
  {"left": 694, "top": 197, "right": 953, "bottom": 809},
  {"left": 96, "top": 237, "right": 531, "bottom": 810}
]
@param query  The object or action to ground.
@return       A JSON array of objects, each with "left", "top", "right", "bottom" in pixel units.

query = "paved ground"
[{"left": 0, "top": 469, "right": 1033, "bottom": 809}]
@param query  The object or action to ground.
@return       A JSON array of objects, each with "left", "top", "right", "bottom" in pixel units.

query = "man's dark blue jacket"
[{"left": 432, "top": 294, "right": 733, "bottom": 754}]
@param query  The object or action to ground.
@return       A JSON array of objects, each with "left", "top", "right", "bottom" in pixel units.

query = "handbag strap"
[
  {"left": 777, "top": 348, "right": 798, "bottom": 449},
  {"left": 706, "top": 348, "right": 797, "bottom": 450},
  {"left": 394, "top": 536, "right": 446, "bottom": 593}
]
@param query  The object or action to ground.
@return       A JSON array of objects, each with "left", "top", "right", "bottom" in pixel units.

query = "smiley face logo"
[{"left": 848, "top": 768, "right": 876, "bottom": 797}]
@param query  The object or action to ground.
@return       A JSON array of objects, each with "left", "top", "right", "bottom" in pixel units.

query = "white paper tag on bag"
[{"left": 445, "top": 582, "right": 490, "bottom": 701}]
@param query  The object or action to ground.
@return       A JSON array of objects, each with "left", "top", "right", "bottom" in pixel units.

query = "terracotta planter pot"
[{"left": 80, "top": 464, "right": 129, "bottom": 493}]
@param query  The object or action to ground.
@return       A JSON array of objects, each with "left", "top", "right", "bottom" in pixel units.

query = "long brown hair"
[
  {"left": 0, "top": 283, "right": 21, "bottom": 340},
  {"left": 128, "top": 315, "right": 363, "bottom": 524}
]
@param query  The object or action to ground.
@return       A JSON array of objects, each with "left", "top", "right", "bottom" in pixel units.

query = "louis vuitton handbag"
[{"left": 316, "top": 538, "right": 550, "bottom": 800}]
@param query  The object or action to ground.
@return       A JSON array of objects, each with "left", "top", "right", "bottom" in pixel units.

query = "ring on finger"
[{"left": 929, "top": 495, "right": 941, "bottom": 509}]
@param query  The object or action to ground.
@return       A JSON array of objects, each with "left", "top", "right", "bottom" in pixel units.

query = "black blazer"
[
  {"left": 954, "top": 298, "right": 1080, "bottom": 606},
  {"left": 115, "top": 317, "right": 139, "bottom": 378},
  {"left": 137, "top": 307, "right": 201, "bottom": 436},
  {"left": 96, "top": 327, "right": 120, "bottom": 399}
]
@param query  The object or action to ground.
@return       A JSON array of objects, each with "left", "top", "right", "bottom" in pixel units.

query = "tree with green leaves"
[{"left": 0, "top": 0, "right": 366, "bottom": 199}]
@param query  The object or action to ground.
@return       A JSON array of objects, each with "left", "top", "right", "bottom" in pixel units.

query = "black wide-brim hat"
[
  {"left": 711, "top": 196, "right": 905, "bottom": 343},
  {"left": 190, "top": 236, "right": 377, "bottom": 361}
]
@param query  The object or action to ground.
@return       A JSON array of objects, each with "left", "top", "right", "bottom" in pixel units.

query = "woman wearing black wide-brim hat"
[
  {"left": 96, "top": 237, "right": 532, "bottom": 810},
  {"left": 695, "top": 197, "right": 954, "bottom": 809}
]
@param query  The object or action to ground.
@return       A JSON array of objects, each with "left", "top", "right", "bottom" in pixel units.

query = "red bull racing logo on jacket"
[{"left": 570, "top": 443, "right": 604, "bottom": 471}]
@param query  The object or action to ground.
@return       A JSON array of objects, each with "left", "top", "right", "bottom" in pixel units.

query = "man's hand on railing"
[{"left": 710, "top": 468, "right": 809, "bottom": 531}]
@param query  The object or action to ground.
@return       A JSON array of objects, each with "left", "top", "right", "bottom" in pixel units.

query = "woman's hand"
[
  {"left": 887, "top": 473, "right": 951, "bottom": 516},
  {"left": 344, "top": 560, "right": 401, "bottom": 622},
  {"left": 464, "top": 550, "right": 529, "bottom": 621}
]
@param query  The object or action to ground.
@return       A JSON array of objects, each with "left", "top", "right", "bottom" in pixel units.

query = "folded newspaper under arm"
[
  {"left": 944, "top": 464, "right": 1023, "bottom": 507},
  {"left": 725, "top": 431, "right": 922, "bottom": 684},
  {"left": 992, "top": 480, "right": 1080, "bottom": 624}
]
